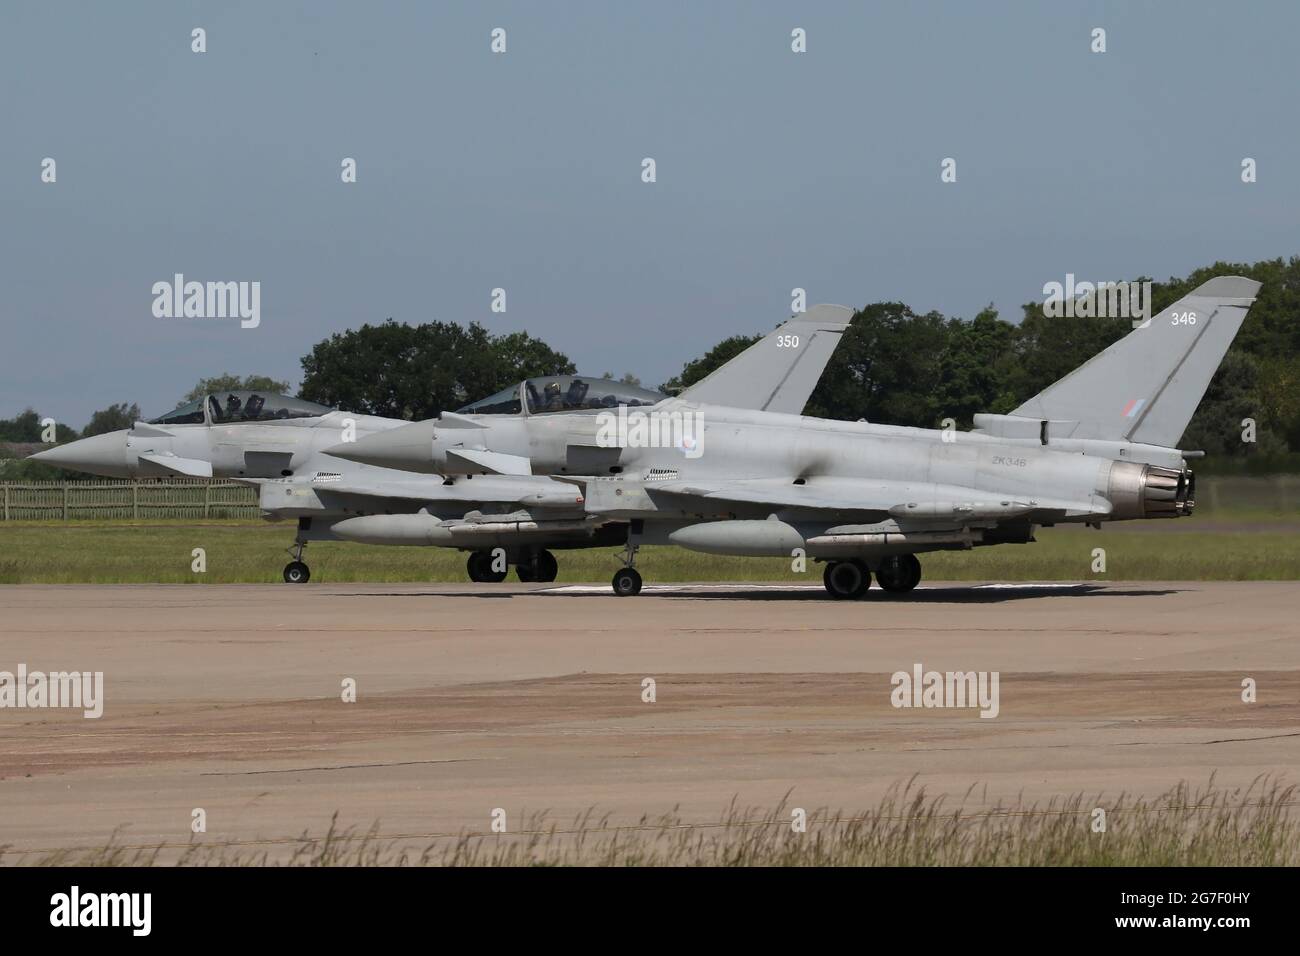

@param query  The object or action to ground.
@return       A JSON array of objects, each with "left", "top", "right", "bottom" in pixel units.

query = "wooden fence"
[{"left": 0, "top": 480, "right": 259, "bottom": 521}]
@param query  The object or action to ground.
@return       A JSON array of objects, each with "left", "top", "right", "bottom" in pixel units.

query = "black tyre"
[
  {"left": 535, "top": 549, "right": 558, "bottom": 583},
  {"left": 481, "top": 553, "right": 509, "bottom": 583},
  {"left": 468, "top": 551, "right": 508, "bottom": 583},
  {"left": 283, "top": 561, "right": 310, "bottom": 584},
  {"left": 822, "top": 560, "right": 868, "bottom": 599},
  {"left": 877, "top": 554, "right": 922, "bottom": 593},
  {"left": 903, "top": 554, "right": 922, "bottom": 590},
  {"left": 612, "top": 567, "right": 643, "bottom": 596}
]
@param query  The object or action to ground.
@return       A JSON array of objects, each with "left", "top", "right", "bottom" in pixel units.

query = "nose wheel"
[
  {"left": 283, "top": 540, "right": 311, "bottom": 584},
  {"left": 610, "top": 526, "right": 643, "bottom": 596},
  {"left": 612, "top": 567, "right": 643, "bottom": 597}
]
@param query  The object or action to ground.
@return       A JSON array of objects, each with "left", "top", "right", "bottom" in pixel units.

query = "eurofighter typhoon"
[
  {"left": 32, "top": 306, "right": 852, "bottom": 583},
  {"left": 330, "top": 277, "right": 1261, "bottom": 597}
]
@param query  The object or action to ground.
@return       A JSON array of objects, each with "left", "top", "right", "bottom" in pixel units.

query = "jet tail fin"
[
  {"left": 676, "top": 304, "right": 853, "bottom": 414},
  {"left": 1010, "top": 275, "right": 1260, "bottom": 447}
]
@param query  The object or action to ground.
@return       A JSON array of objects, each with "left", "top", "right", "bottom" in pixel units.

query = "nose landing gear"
[
  {"left": 610, "top": 525, "right": 643, "bottom": 596},
  {"left": 283, "top": 540, "right": 311, "bottom": 584},
  {"left": 612, "top": 566, "right": 643, "bottom": 597}
]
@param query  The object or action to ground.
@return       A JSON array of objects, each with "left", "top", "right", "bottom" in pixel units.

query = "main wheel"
[
  {"left": 904, "top": 554, "right": 922, "bottom": 590},
  {"left": 283, "top": 561, "right": 310, "bottom": 584},
  {"left": 514, "top": 549, "right": 555, "bottom": 583},
  {"left": 534, "top": 549, "right": 558, "bottom": 583},
  {"left": 611, "top": 567, "right": 643, "bottom": 597},
  {"left": 822, "top": 560, "right": 869, "bottom": 599},
  {"left": 467, "top": 551, "right": 508, "bottom": 583},
  {"left": 877, "top": 554, "right": 922, "bottom": 593}
]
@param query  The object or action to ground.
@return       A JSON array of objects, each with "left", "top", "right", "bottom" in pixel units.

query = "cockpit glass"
[
  {"left": 147, "top": 398, "right": 205, "bottom": 425},
  {"left": 149, "top": 392, "right": 334, "bottom": 425},
  {"left": 456, "top": 375, "right": 663, "bottom": 416},
  {"left": 457, "top": 384, "right": 522, "bottom": 415}
]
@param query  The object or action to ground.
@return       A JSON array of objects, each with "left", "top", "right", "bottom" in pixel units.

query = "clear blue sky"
[{"left": 2, "top": 1, "right": 1296, "bottom": 428}]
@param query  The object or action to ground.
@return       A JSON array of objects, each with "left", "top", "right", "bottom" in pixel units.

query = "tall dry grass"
[{"left": 8, "top": 776, "right": 1298, "bottom": 867}]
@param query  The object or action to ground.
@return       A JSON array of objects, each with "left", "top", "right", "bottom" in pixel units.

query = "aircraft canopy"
[
  {"left": 457, "top": 375, "right": 663, "bottom": 416},
  {"left": 149, "top": 392, "right": 334, "bottom": 425}
]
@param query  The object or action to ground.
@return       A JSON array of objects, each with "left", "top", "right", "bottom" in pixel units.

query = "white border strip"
[{"left": 541, "top": 582, "right": 1092, "bottom": 594}]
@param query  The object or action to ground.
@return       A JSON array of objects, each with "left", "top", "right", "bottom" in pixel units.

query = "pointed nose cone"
[
  {"left": 325, "top": 420, "right": 440, "bottom": 473},
  {"left": 29, "top": 430, "right": 132, "bottom": 478}
]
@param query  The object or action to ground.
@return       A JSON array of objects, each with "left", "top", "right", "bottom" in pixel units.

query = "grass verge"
[{"left": 0, "top": 518, "right": 1297, "bottom": 583}]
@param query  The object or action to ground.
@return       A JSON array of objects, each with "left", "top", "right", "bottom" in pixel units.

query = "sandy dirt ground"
[{"left": 1, "top": 581, "right": 1297, "bottom": 858}]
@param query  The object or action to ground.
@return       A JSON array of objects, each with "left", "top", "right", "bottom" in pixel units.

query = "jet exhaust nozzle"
[{"left": 1106, "top": 461, "right": 1195, "bottom": 519}]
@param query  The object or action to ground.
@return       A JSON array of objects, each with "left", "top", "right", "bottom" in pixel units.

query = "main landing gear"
[
  {"left": 821, "top": 555, "right": 922, "bottom": 599},
  {"left": 465, "top": 548, "right": 559, "bottom": 584},
  {"left": 466, "top": 550, "right": 509, "bottom": 583},
  {"left": 823, "top": 559, "right": 870, "bottom": 599},
  {"left": 515, "top": 549, "right": 558, "bottom": 583},
  {"left": 283, "top": 540, "right": 311, "bottom": 584},
  {"left": 875, "top": 554, "right": 922, "bottom": 594}
]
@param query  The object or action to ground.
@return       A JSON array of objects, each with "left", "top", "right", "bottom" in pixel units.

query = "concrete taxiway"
[{"left": 1, "top": 581, "right": 1297, "bottom": 857}]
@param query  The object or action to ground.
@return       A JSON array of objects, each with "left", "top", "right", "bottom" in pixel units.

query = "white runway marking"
[{"left": 541, "top": 582, "right": 1093, "bottom": 594}]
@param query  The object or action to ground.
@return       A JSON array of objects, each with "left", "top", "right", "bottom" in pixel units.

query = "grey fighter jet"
[
  {"left": 32, "top": 305, "right": 852, "bottom": 583},
  {"left": 31, "top": 389, "right": 590, "bottom": 582},
  {"left": 330, "top": 277, "right": 1259, "bottom": 597}
]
